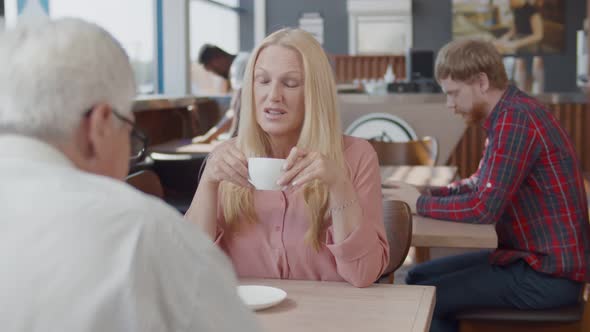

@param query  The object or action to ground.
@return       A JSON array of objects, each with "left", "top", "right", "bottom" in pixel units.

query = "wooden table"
[
  {"left": 242, "top": 278, "right": 435, "bottom": 332},
  {"left": 412, "top": 215, "right": 497, "bottom": 249},
  {"left": 380, "top": 165, "right": 458, "bottom": 188},
  {"left": 149, "top": 138, "right": 218, "bottom": 157},
  {"left": 381, "top": 165, "right": 497, "bottom": 262}
]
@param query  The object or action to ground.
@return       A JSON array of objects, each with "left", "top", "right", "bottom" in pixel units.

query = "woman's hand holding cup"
[
  {"left": 277, "top": 147, "right": 347, "bottom": 190},
  {"left": 202, "top": 142, "right": 252, "bottom": 188}
]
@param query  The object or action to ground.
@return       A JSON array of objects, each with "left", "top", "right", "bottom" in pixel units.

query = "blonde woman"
[{"left": 186, "top": 28, "right": 389, "bottom": 287}]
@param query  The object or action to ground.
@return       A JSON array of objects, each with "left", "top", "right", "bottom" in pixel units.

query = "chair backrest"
[
  {"left": 192, "top": 97, "right": 225, "bottom": 136},
  {"left": 126, "top": 170, "right": 164, "bottom": 199},
  {"left": 369, "top": 136, "right": 438, "bottom": 166},
  {"left": 382, "top": 199, "right": 413, "bottom": 276},
  {"left": 133, "top": 98, "right": 199, "bottom": 146}
]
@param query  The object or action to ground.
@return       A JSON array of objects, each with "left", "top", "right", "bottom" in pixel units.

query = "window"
[
  {"left": 189, "top": 0, "right": 239, "bottom": 95},
  {"left": 4, "top": 0, "right": 19, "bottom": 29},
  {"left": 50, "top": 0, "right": 156, "bottom": 94}
]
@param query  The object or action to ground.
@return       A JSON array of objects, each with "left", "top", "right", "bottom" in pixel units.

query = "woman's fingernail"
[
  {"left": 282, "top": 186, "right": 289, "bottom": 191},
  {"left": 292, "top": 181, "right": 298, "bottom": 186}
]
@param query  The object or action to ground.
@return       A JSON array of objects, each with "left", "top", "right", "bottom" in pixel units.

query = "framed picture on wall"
[
  {"left": 452, "top": 0, "right": 566, "bottom": 55},
  {"left": 347, "top": 0, "right": 413, "bottom": 55},
  {"left": 356, "top": 16, "right": 412, "bottom": 54}
]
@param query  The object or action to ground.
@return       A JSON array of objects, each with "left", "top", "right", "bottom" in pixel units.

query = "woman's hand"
[
  {"left": 277, "top": 147, "right": 348, "bottom": 190},
  {"left": 201, "top": 142, "right": 252, "bottom": 188}
]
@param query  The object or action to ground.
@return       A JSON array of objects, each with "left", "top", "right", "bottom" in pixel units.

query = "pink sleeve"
[{"left": 325, "top": 140, "right": 389, "bottom": 287}]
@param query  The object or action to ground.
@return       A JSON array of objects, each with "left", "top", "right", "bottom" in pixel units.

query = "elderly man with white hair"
[{"left": 0, "top": 18, "right": 260, "bottom": 332}]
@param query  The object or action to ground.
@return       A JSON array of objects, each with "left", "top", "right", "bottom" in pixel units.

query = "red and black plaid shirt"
[{"left": 417, "top": 86, "right": 590, "bottom": 282}]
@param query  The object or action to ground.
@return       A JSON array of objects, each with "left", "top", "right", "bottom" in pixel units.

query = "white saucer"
[{"left": 237, "top": 285, "right": 287, "bottom": 311}]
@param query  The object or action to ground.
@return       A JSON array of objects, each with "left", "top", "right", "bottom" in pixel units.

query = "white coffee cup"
[{"left": 248, "top": 157, "right": 286, "bottom": 191}]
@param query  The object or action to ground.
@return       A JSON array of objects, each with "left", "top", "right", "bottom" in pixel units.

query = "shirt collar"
[
  {"left": 482, "top": 85, "right": 518, "bottom": 132},
  {"left": 0, "top": 134, "right": 75, "bottom": 168}
]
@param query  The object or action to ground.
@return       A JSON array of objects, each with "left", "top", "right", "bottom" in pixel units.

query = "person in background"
[
  {"left": 494, "top": 0, "right": 544, "bottom": 54},
  {"left": 198, "top": 44, "right": 249, "bottom": 90},
  {"left": 388, "top": 38, "right": 590, "bottom": 332},
  {"left": 185, "top": 28, "right": 389, "bottom": 288},
  {"left": 193, "top": 45, "right": 250, "bottom": 143},
  {"left": 0, "top": 18, "right": 260, "bottom": 332}
]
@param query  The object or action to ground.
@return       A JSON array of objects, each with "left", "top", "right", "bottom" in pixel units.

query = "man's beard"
[{"left": 465, "top": 100, "right": 488, "bottom": 125}]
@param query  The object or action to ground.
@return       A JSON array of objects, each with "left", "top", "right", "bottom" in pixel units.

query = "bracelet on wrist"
[{"left": 328, "top": 198, "right": 358, "bottom": 216}]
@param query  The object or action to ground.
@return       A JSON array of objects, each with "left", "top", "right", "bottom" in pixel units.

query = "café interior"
[{"left": 3, "top": 0, "right": 590, "bottom": 331}]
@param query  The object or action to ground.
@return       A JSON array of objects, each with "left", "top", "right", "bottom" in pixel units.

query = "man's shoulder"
[
  {"left": 79, "top": 172, "right": 221, "bottom": 257},
  {"left": 511, "top": 87, "right": 547, "bottom": 109},
  {"left": 70, "top": 170, "right": 182, "bottom": 224},
  {"left": 497, "top": 89, "right": 549, "bottom": 124}
]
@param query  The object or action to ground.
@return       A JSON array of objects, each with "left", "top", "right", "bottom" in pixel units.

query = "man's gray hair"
[{"left": 0, "top": 18, "right": 136, "bottom": 141}]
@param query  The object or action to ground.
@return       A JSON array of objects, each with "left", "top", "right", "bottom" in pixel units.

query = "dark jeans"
[{"left": 405, "top": 250, "right": 583, "bottom": 332}]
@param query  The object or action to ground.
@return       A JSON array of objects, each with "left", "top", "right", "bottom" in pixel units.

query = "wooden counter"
[{"left": 339, "top": 92, "right": 590, "bottom": 178}]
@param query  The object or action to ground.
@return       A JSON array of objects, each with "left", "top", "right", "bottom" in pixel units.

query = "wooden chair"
[
  {"left": 379, "top": 199, "right": 413, "bottom": 284},
  {"left": 126, "top": 170, "right": 164, "bottom": 199},
  {"left": 369, "top": 136, "right": 438, "bottom": 167},
  {"left": 458, "top": 284, "right": 589, "bottom": 332},
  {"left": 192, "top": 97, "right": 225, "bottom": 137},
  {"left": 133, "top": 98, "right": 199, "bottom": 146},
  {"left": 371, "top": 136, "right": 438, "bottom": 264}
]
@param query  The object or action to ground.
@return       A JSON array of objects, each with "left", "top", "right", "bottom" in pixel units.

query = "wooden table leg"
[{"left": 414, "top": 247, "right": 430, "bottom": 263}]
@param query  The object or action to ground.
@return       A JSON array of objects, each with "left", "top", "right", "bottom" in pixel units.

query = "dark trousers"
[{"left": 405, "top": 250, "right": 583, "bottom": 332}]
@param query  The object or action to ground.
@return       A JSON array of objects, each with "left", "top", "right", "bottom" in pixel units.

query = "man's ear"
[
  {"left": 86, "top": 104, "right": 115, "bottom": 157},
  {"left": 478, "top": 72, "right": 491, "bottom": 93}
]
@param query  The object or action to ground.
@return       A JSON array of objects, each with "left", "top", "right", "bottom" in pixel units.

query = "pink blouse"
[{"left": 215, "top": 136, "right": 389, "bottom": 287}]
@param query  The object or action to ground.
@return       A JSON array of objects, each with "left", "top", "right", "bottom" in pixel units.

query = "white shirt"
[
  {"left": 0, "top": 135, "right": 260, "bottom": 332},
  {"left": 229, "top": 52, "right": 250, "bottom": 90}
]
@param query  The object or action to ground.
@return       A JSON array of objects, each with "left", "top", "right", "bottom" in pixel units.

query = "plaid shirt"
[{"left": 417, "top": 86, "right": 590, "bottom": 282}]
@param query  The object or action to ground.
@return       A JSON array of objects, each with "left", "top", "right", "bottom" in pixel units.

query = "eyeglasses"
[{"left": 84, "top": 107, "right": 149, "bottom": 162}]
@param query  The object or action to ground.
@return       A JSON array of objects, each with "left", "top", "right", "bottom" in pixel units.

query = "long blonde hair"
[{"left": 220, "top": 28, "right": 345, "bottom": 250}]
